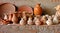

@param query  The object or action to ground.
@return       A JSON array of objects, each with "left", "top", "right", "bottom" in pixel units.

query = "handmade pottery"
[
  {"left": 27, "top": 16, "right": 33, "bottom": 25},
  {"left": 34, "top": 3, "right": 42, "bottom": 16},
  {"left": 35, "top": 18, "right": 41, "bottom": 26},
  {"left": 53, "top": 16, "right": 59, "bottom": 24},
  {"left": 19, "top": 18, "right": 26, "bottom": 25},
  {"left": 46, "top": 17, "right": 53, "bottom": 25}
]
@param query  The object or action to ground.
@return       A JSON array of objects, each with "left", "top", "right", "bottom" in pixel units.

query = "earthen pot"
[
  {"left": 35, "top": 18, "right": 41, "bottom": 26},
  {"left": 34, "top": 4, "right": 42, "bottom": 16},
  {"left": 27, "top": 16, "right": 33, "bottom": 25},
  {"left": 0, "top": 3, "right": 15, "bottom": 18},
  {"left": 18, "top": 5, "right": 33, "bottom": 15},
  {"left": 19, "top": 18, "right": 26, "bottom": 25}
]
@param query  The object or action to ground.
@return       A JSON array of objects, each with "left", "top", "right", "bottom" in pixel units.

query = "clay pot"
[
  {"left": 34, "top": 4, "right": 42, "bottom": 16},
  {"left": 46, "top": 18, "right": 53, "bottom": 25},
  {"left": 12, "top": 12, "right": 18, "bottom": 24},
  {"left": 27, "top": 16, "right": 33, "bottom": 25},
  {"left": 41, "top": 16, "right": 47, "bottom": 24},
  {"left": 19, "top": 18, "right": 26, "bottom": 25},
  {"left": 35, "top": 18, "right": 41, "bottom": 26},
  {"left": 0, "top": 3, "right": 15, "bottom": 18},
  {"left": 53, "top": 16, "right": 59, "bottom": 24},
  {"left": 18, "top": 5, "right": 33, "bottom": 16}
]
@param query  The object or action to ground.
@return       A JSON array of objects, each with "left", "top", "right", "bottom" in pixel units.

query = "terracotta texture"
[{"left": 18, "top": 5, "right": 33, "bottom": 14}]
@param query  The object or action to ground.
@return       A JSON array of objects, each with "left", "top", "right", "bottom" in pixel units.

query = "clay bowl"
[
  {"left": 18, "top": 5, "right": 33, "bottom": 14},
  {"left": 0, "top": 3, "right": 16, "bottom": 18}
]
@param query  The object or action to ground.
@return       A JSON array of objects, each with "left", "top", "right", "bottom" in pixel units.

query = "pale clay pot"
[
  {"left": 27, "top": 17, "right": 33, "bottom": 25},
  {"left": 19, "top": 18, "right": 26, "bottom": 25}
]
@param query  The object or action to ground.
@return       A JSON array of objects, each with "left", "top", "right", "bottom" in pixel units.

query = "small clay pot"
[
  {"left": 35, "top": 18, "right": 41, "bottom": 26},
  {"left": 12, "top": 12, "right": 18, "bottom": 24},
  {"left": 27, "top": 16, "right": 33, "bottom": 25},
  {"left": 19, "top": 18, "right": 26, "bottom": 25}
]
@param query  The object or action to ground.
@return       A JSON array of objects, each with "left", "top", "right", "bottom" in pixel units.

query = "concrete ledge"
[{"left": 0, "top": 24, "right": 60, "bottom": 33}]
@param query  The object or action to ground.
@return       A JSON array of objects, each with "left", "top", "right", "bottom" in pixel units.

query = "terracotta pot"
[
  {"left": 34, "top": 4, "right": 42, "bottom": 16},
  {"left": 35, "top": 18, "right": 41, "bottom": 26},
  {"left": 0, "top": 3, "right": 15, "bottom": 18},
  {"left": 27, "top": 16, "right": 33, "bottom": 25},
  {"left": 18, "top": 5, "right": 33, "bottom": 15}
]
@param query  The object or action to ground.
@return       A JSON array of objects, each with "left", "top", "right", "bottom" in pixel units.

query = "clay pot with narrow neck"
[
  {"left": 34, "top": 4, "right": 42, "bottom": 16},
  {"left": 12, "top": 13, "right": 18, "bottom": 24}
]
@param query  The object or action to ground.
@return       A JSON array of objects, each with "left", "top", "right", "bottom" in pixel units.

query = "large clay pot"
[
  {"left": 34, "top": 4, "right": 42, "bottom": 16},
  {"left": 18, "top": 5, "right": 33, "bottom": 14},
  {"left": 0, "top": 3, "right": 15, "bottom": 18}
]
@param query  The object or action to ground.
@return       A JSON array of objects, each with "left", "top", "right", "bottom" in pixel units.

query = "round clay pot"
[
  {"left": 18, "top": 5, "right": 33, "bottom": 14},
  {"left": 34, "top": 4, "right": 42, "bottom": 16},
  {"left": 0, "top": 3, "right": 16, "bottom": 18}
]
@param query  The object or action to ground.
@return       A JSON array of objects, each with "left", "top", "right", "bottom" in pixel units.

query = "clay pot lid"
[
  {"left": 0, "top": 3, "right": 16, "bottom": 18},
  {"left": 18, "top": 5, "right": 33, "bottom": 13}
]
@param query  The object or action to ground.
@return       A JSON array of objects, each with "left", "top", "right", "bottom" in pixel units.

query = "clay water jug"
[{"left": 34, "top": 4, "right": 42, "bottom": 16}]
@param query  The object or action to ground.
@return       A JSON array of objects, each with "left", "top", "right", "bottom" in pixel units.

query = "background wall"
[{"left": 0, "top": 0, "right": 60, "bottom": 15}]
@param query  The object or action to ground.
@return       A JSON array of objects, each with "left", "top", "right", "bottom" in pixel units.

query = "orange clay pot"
[{"left": 34, "top": 4, "right": 42, "bottom": 16}]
